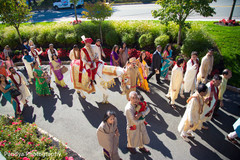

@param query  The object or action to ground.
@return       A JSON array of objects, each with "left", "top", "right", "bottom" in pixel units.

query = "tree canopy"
[
  {"left": 0, "top": 0, "right": 32, "bottom": 44},
  {"left": 82, "top": 1, "right": 113, "bottom": 42},
  {"left": 152, "top": 0, "right": 216, "bottom": 45}
]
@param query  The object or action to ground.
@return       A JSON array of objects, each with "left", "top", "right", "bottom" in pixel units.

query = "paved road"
[
  {"left": 29, "top": 0, "right": 240, "bottom": 22},
  {"left": 1, "top": 65, "right": 240, "bottom": 160}
]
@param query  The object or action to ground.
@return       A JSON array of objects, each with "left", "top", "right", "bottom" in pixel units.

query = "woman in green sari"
[{"left": 33, "top": 61, "right": 51, "bottom": 96}]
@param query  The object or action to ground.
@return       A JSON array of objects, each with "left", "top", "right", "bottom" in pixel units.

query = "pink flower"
[
  {"left": 27, "top": 142, "right": 33, "bottom": 145},
  {"left": 30, "top": 155, "right": 34, "bottom": 157},
  {"left": 8, "top": 134, "right": 11, "bottom": 136},
  {"left": 50, "top": 147, "right": 53, "bottom": 149},
  {"left": 9, "top": 142, "right": 11, "bottom": 144},
  {"left": 23, "top": 157, "right": 30, "bottom": 160}
]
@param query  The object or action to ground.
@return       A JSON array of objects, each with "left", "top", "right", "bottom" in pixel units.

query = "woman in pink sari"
[{"left": 5, "top": 56, "right": 19, "bottom": 75}]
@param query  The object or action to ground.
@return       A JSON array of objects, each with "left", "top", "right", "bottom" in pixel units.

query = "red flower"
[{"left": 27, "top": 142, "right": 33, "bottom": 145}]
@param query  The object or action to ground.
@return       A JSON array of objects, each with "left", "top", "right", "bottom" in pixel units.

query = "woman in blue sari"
[
  {"left": 161, "top": 44, "right": 173, "bottom": 80},
  {"left": 0, "top": 74, "right": 21, "bottom": 116}
]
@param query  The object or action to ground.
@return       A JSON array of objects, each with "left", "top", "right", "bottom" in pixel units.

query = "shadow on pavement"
[
  {"left": 194, "top": 121, "right": 240, "bottom": 160},
  {"left": 22, "top": 105, "right": 36, "bottom": 123},
  {"left": 145, "top": 83, "right": 181, "bottom": 117},
  {"left": 31, "top": 84, "right": 57, "bottom": 123},
  {"left": 55, "top": 85, "right": 75, "bottom": 107}
]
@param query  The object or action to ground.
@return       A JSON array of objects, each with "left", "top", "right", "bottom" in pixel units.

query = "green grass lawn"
[{"left": 193, "top": 21, "right": 240, "bottom": 87}]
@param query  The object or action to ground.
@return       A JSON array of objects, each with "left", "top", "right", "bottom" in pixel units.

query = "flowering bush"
[
  {"left": 128, "top": 48, "right": 141, "bottom": 59},
  {"left": 128, "top": 48, "right": 152, "bottom": 66},
  {"left": 0, "top": 115, "right": 68, "bottom": 160},
  {"left": 102, "top": 48, "right": 112, "bottom": 61},
  {"left": 70, "top": 20, "right": 82, "bottom": 25},
  {"left": 219, "top": 19, "right": 239, "bottom": 25}
]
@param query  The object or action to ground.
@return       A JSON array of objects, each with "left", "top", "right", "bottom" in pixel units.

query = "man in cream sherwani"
[
  {"left": 197, "top": 49, "right": 214, "bottom": 85},
  {"left": 178, "top": 83, "right": 208, "bottom": 142},
  {"left": 91, "top": 39, "right": 106, "bottom": 60},
  {"left": 8, "top": 67, "right": 31, "bottom": 107},
  {"left": 199, "top": 74, "right": 222, "bottom": 129},
  {"left": 166, "top": 58, "right": 184, "bottom": 109},
  {"left": 125, "top": 91, "right": 150, "bottom": 154},
  {"left": 180, "top": 51, "right": 199, "bottom": 97}
]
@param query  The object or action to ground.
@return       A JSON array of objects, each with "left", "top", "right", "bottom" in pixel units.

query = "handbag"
[
  {"left": 61, "top": 66, "right": 68, "bottom": 74},
  {"left": 10, "top": 88, "right": 21, "bottom": 98}
]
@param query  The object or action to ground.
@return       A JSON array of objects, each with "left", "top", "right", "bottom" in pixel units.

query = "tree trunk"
[
  {"left": 177, "top": 24, "right": 182, "bottom": 46},
  {"left": 15, "top": 26, "right": 23, "bottom": 45},
  {"left": 74, "top": 3, "right": 78, "bottom": 22},
  {"left": 99, "top": 22, "right": 103, "bottom": 43},
  {"left": 229, "top": 0, "right": 236, "bottom": 20}
]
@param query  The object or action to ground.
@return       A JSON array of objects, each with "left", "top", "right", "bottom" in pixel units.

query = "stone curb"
[
  {"left": 15, "top": 61, "right": 240, "bottom": 93},
  {"left": 0, "top": 114, "right": 84, "bottom": 160}
]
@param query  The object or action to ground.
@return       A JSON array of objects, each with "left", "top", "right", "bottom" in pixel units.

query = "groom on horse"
[{"left": 80, "top": 35, "right": 100, "bottom": 89}]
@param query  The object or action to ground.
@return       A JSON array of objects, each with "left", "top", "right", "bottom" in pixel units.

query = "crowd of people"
[{"left": 0, "top": 36, "right": 239, "bottom": 160}]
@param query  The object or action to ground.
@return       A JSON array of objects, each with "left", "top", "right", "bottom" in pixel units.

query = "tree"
[
  {"left": 152, "top": 0, "right": 216, "bottom": 46},
  {"left": 82, "top": 0, "right": 113, "bottom": 43},
  {"left": 70, "top": 0, "right": 79, "bottom": 22},
  {"left": 0, "top": 0, "right": 32, "bottom": 44},
  {"left": 229, "top": 0, "right": 236, "bottom": 20}
]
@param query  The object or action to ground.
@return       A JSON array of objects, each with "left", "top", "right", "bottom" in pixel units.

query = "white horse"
[{"left": 71, "top": 60, "right": 127, "bottom": 103}]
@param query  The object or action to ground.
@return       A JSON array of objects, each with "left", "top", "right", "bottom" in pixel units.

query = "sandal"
[
  {"left": 227, "top": 135, "right": 238, "bottom": 144},
  {"left": 170, "top": 104, "right": 176, "bottom": 110}
]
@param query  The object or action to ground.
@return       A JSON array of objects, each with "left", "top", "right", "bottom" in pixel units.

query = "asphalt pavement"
[
  {"left": 29, "top": 0, "right": 240, "bottom": 22},
  {"left": 1, "top": 65, "right": 240, "bottom": 160}
]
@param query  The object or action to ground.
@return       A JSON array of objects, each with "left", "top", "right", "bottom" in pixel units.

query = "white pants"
[{"left": 228, "top": 131, "right": 238, "bottom": 139}]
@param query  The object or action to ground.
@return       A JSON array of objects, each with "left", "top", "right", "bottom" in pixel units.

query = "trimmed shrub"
[
  {"left": 65, "top": 33, "right": 77, "bottom": 45},
  {"left": 55, "top": 32, "right": 66, "bottom": 45},
  {"left": 121, "top": 32, "right": 136, "bottom": 47},
  {"left": 105, "top": 30, "right": 120, "bottom": 47},
  {"left": 138, "top": 33, "right": 153, "bottom": 48},
  {"left": 181, "top": 24, "right": 214, "bottom": 59},
  {"left": 154, "top": 34, "right": 170, "bottom": 48}
]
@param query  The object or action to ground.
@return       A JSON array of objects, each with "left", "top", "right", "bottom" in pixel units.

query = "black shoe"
[
  {"left": 157, "top": 81, "right": 163, "bottom": 84},
  {"left": 93, "top": 80, "right": 97, "bottom": 84},
  {"left": 127, "top": 147, "right": 137, "bottom": 154},
  {"left": 139, "top": 147, "right": 150, "bottom": 154}
]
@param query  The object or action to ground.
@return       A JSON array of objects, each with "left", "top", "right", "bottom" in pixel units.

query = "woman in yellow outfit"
[
  {"left": 137, "top": 51, "right": 150, "bottom": 92},
  {"left": 49, "top": 54, "right": 67, "bottom": 88}
]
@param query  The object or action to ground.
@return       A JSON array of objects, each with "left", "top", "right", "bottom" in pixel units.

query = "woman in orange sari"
[{"left": 137, "top": 51, "right": 150, "bottom": 92}]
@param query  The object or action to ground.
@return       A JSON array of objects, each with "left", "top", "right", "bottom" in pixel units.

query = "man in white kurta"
[
  {"left": 8, "top": 67, "right": 31, "bottom": 107},
  {"left": 47, "top": 44, "right": 58, "bottom": 62},
  {"left": 22, "top": 51, "right": 34, "bottom": 84},
  {"left": 181, "top": 52, "right": 199, "bottom": 96},
  {"left": 91, "top": 39, "right": 106, "bottom": 60},
  {"left": 199, "top": 74, "right": 222, "bottom": 129},
  {"left": 29, "top": 46, "right": 43, "bottom": 66},
  {"left": 178, "top": 83, "right": 208, "bottom": 142},
  {"left": 197, "top": 49, "right": 214, "bottom": 85},
  {"left": 166, "top": 58, "right": 184, "bottom": 109},
  {"left": 125, "top": 91, "right": 150, "bottom": 154}
]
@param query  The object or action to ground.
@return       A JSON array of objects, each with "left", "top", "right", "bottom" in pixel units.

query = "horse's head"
[{"left": 120, "top": 68, "right": 131, "bottom": 95}]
